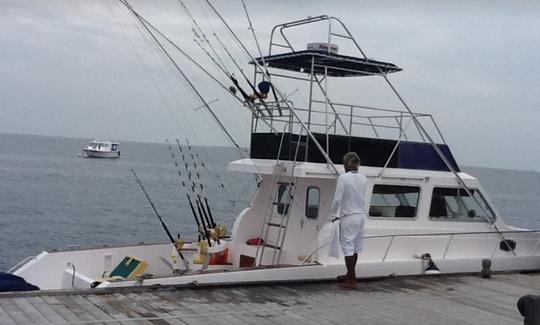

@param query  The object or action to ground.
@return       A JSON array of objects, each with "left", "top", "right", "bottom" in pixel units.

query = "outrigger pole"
[
  {"left": 205, "top": 0, "right": 339, "bottom": 174},
  {"left": 118, "top": 0, "right": 278, "bottom": 135},
  {"left": 121, "top": 0, "right": 241, "bottom": 151},
  {"left": 166, "top": 140, "right": 213, "bottom": 247},
  {"left": 129, "top": 169, "right": 190, "bottom": 269},
  {"left": 212, "top": 33, "right": 272, "bottom": 117},
  {"left": 240, "top": 0, "right": 282, "bottom": 116}
]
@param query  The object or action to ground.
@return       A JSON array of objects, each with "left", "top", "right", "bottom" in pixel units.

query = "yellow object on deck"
[{"left": 109, "top": 256, "right": 148, "bottom": 280}]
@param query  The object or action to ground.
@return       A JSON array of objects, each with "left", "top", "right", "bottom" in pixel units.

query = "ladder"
[
  {"left": 254, "top": 129, "right": 305, "bottom": 266},
  {"left": 255, "top": 178, "right": 296, "bottom": 266}
]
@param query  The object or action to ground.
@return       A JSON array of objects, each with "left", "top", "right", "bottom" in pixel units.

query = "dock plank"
[
  {"left": 0, "top": 299, "right": 33, "bottom": 325},
  {"left": 26, "top": 296, "right": 66, "bottom": 324},
  {"left": 12, "top": 297, "right": 52, "bottom": 324},
  {"left": 0, "top": 272, "right": 537, "bottom": 324},
  {"left": 40, "top": 295, "right": 84, "bottom": 324},
  {"left": 0, "top": 305, "right": 17, "bottom": 325}
]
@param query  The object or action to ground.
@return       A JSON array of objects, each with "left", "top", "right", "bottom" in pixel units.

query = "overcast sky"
[{"left": 1, "top": 0, "right": 539, "bottom": 171}]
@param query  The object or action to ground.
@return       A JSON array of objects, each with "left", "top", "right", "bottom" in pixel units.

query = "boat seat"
[
  {"left": 394, "top": 205, "right": 416, "bottom": 218},
  {"left": 429, "top": 197, "right": 448, "bottom": 217}
]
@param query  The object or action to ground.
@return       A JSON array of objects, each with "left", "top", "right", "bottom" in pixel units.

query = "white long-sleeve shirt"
[{"left": 329, "top": 171, "right": 367, "bottom": 219}]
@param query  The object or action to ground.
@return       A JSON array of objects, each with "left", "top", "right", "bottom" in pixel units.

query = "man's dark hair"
[{"left": 343, "top": 152, "right": 360, "bottom": 166}]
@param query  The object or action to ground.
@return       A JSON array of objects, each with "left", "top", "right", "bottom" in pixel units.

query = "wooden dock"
[{"left": 0, "top": 272, "right": 538, "bottom": 324}]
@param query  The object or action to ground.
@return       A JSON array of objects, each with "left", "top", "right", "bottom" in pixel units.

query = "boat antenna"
[
  {"left": 129, "top": 168, "right": 190, "bottom": 268},
  {"left": 166, "top": 140, "right": 213, "bottom": 247}
]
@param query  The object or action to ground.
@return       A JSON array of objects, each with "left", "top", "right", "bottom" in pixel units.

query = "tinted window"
[
  {"left": 429, "top": 188, "right": 495, "bottom": 222},
  {"left": 369, "top": 185, "right": 420, "bottom": 218},
  {"left": 305, "top": 187, "right": 320, "bottom": 219}
]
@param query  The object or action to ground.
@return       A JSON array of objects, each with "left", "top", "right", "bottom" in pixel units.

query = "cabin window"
[
  {"left": 277, "top": 184, "right": 290, "bottom": 215},
  {"left": 305, "top": 187, "right": 320, "bottom": 219},
  {"left": 429, "top": 188, "right": 495, "bottom": 222},
  {"left": 369, "top": 185, "right": 420, "bottom": 218}
]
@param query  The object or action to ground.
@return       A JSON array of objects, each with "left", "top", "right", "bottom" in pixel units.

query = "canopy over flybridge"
[
  {"left": 251, "top": 50, "right": 402, "bottom": 77},
  {"left": 246, "top": 15, "right": 457, "bottom": 173}
]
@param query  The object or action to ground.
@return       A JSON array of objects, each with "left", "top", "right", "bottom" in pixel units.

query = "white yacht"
[
  {"left": 9, "top": 15, "right": 539, "bottom": 291},
  {"left": 82, "top": 140, "right": 120, "bottom": 158}
]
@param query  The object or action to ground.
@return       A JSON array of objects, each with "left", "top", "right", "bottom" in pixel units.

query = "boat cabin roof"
[
  {"left": 229, "top": 158, "right": 477, "bottom": 185},
  {"left": 89, "top": 140, "right": 119, "bottom": 145},
  {"left": 251, "top": 50, "right": 401, "bottom": 77}
]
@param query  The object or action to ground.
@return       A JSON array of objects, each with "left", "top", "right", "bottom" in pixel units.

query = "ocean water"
[{"left": 1, "top": 133, "right": 539, "bottom": 271}]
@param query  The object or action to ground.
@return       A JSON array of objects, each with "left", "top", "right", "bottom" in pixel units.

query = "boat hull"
[
  {"left": 83, "top": 149, "right": 120, "bottom": 158},
  {"left": 10, "top": 231, "right": 540, "bottom": 291}
]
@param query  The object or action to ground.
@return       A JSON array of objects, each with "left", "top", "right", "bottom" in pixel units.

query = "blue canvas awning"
[
  {"left": 251, "top": 50, "right": 401, "bottom": 77},
  {"left": 251, "top": 132, "right": 460, "bottom": 172}
]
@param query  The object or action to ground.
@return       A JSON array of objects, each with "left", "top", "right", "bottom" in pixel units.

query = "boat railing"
[
  {"left": 302, "top": 229, "right": 540, "bottom": 265},
  {"left": 252, "top": 99, "right": 445, "bottom": 144}
]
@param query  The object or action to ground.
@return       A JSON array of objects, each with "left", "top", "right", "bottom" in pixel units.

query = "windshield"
[{"left": 429, "top": 187, "right": 496, "bottom": 222}]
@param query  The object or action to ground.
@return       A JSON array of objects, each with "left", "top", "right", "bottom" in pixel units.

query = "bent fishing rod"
[{"left": 130, "top": 168, "right": 190, "bottom": 269}]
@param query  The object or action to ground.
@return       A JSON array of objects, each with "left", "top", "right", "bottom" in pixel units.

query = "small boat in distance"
[{"left": 82, "top": 140, "right": 120, "bottom": 158}]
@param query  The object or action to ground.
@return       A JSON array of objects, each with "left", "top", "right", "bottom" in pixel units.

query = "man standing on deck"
[{"left": 329, "top": 152, "right": 367, "bottom": 289}]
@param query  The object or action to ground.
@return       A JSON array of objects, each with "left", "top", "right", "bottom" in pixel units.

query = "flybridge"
[
  {"left": 251, "top": 133, "right": 460, "bottom": 172},
  {"left": 247, "top": 15, "right": 457, "bottom": 173}
]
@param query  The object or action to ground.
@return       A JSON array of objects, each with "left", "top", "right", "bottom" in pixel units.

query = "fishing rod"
[
  {"left": 191, "top": 31, "right": 264, "bottom": 118},
  {"left": 185, "top": 140, "right": 240, "bottom": 207},
  {"left": 178, "top": 0, "right": 266, "bottom": 114},
  {"left": 121, "top": 0, "right": 273, "bottom": 187},
  {"left": 240, "top": 0, "right": 282, "bottom": 116},
  {"left": 121, "top": 0, "right": 243, "bottom": 154},
  {"left": 117, "top": 0, "right": 266, "bottom": 184},
  {"left": 174, "top": 139, "right": 220, "bottom": 244},
  {"left": 166, "top": 140, "right": 213, "bottom": 247},
  {"left": 129, "top": 168, "right": 190, "bottom": 269},
  {"left": 180, "top": 139, "right": 218, "bottom": 229},
  {"left": 177, "top": 0, "right": 230, "bottom": 76},
  {"left": 205, "top": 0, "right": 339, "bottom": 174},
  {"left": 118, "top": 0, "right": 277, "bottom": 135},
  {"left": 212, "top": 32, "right": 272, "bottom": 117}
]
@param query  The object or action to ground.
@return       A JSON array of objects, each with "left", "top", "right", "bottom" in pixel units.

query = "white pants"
[{"left": 339, "top": 214, "right": 365, "bottom": 256}]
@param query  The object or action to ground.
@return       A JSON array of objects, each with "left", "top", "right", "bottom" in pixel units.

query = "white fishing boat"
[
  {"left": 82, "top": 140, "right": 120, "bottom": 158},
  {"left": 8, "top": 13, "right": 539, "bottom": 291}
]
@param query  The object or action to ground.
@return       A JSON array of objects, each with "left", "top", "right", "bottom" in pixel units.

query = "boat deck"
[{"left": 0, "top": 272, "right": 538, "bottom": 324}]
